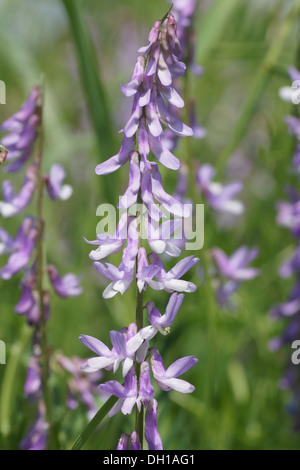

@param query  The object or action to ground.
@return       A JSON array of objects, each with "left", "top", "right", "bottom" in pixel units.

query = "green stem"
[
  {"left": 135, "top": 286, "right": 144, "bottom": 448},
  {"left": 135, "top": 197, "right": 144, "bottom": 448},
  {"left": 35, "top": 82, "right": 52, "bottom": 448},
  {"left": 71, "top": 396, "right": 118, "bottom": 450}
]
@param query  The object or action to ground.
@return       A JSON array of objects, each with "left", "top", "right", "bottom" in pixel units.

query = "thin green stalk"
[
  {"left": 35, "top": 83, "right": 52, "bottom": 448},
  {"left": 71, "top": 396, "right": 118, "bottom": 450},
  {"left": 135, "top": 196, "right": 144, "bottom": 448},
  {"left": 135, "top": 285, "right": 144, "bottom": 448}
]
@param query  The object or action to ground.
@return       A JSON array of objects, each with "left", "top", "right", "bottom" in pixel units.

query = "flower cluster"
[
  {"left": 80, "top": 13, "right": 199, "bottom": 450},
  {"left": 0, "top": 87, "right": 83, "bottom": 448},
  {"left": 270, "top": 68, "right": 300, "bottom": 429}
]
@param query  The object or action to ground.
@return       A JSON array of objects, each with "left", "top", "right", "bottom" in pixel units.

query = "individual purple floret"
[
  {"left": 146, "top": 292, "right": 184, "bottom": 334},
  {"left": 44, "top": 164, "right": 73, "bottom": 201},
  {"left": 197, "top": 164, "right": 244, "bottom": 215},
  {"left": 0, "top": 86, "right": 40, "bottom": 173},
  {"left": 145, "top": 399, "right": 163, "bottom": 450},
  {"left": 138, "top": 253, "right": 199, "bottom": 293},
  {"left": 150, "top": 347, "right": 198, "bottom": 393},
  {"left": 0, "top": 217, "right": 38, "bottom": 280},
  {"left": 116, "top": 433, "right": 130, "bottom": 450},
  {"left": 99, "top": 367, "right": 138, "bottom": 418},
  {"left": 211, "top": 246, "right": 259, "bottom": 308},
  {"left": 212, "top": 246, "right": 259, "bottom": 281},
  {"left": 116, "top": 431, "right": 142, "bottom": 450},
  {"left": 0, "top": 165, "right": 37, "bottom": 217},
  {"left": 24, "top": 355, "right": 42, "bottom": 400},
  {"left": 15, "top": 280, "right": 50, "bottom": 326},
  {"left": 79, "top": 324, "right": 153, "bottom": 377},
  {"left": 47, "top": 265, "right": 82, "bottom": 299}
]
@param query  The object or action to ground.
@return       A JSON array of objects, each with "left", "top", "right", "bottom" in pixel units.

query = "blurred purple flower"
[
  {"left": 0, "top": 165, "right": 37, "bottom": 217},
  {"left": 44, "top": 164, "right": 73, "bottom": 201},
  {"left": 197, "top": 164, "right": 244, "bottom": 215},
  {"left": 47, "top": 265, "right": 82, "bottom": 299},
  {"left": 24, "top": 355, "right": 42, "bottom": 400},
  {"left": 1, "top": 87, "right": 40, "bottom": 173},
  {"left": 0, "top": 217, "right": 38, "bottom": 280},
  {"left": 212, "top": 246, "right": 259, "bottom": 281}
]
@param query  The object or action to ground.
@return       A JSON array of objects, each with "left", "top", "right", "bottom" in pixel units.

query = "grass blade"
[
  {"left": 71, "top": 395, "right": 118, "bottom": 450},
  {"left": 216, "top": 1, "right": 300, "bottom": 173}
]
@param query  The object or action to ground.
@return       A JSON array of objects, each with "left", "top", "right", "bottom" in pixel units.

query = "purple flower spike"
[
  {"left": 212, "top": 246, "right": 259, "bottom": 281},
  {"left": 145, "top": 399, "right": 163, "bottom": 450},
  {"left": 150, "top": 347, "right": 198, "bottom": 393},
  {"left": 0, "top": 165, "right": 37, "bottom": 217},
  {"left": 47, "top": 265, "right": 82, "bottom": 299},
  {"left": 45, "top": 164, "right": 73, "bottom": 201}
]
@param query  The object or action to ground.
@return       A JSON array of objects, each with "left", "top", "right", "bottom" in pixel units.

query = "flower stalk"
[{"left": 34, "top": 83, "right": 53, "bottom": 447}]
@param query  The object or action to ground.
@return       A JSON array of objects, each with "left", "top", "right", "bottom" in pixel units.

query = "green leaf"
[
  {"left": 71, "top": 395, "right": 118, "bottom": 450},
  {"left": 216, "top": 1, "right": 300, "bottom": 173},
  {"left": 196, "top": 0, "right": 241, "bottom": 64},
  {"left": 61, "top": 0, "right": 117, "bottom": 202}
]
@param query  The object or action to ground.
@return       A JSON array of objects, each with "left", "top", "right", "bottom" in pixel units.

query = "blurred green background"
[{"left": 0, "top": 0, "right": 300, "bottom": 450}]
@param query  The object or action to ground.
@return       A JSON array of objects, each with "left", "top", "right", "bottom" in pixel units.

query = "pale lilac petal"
[
  {"left": 79, "top": 334, "right": 111, "bottom": 356},
  {"left": 95, "top": 135, "right": 135, "bottom": 175},
  {"left": 165, "top": 356, "right": 198, "bottom": 378}
]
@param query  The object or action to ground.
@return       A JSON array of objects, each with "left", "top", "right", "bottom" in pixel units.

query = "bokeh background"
[{"left": 0, "top": 0, "right": 300, "bottom": 450}]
